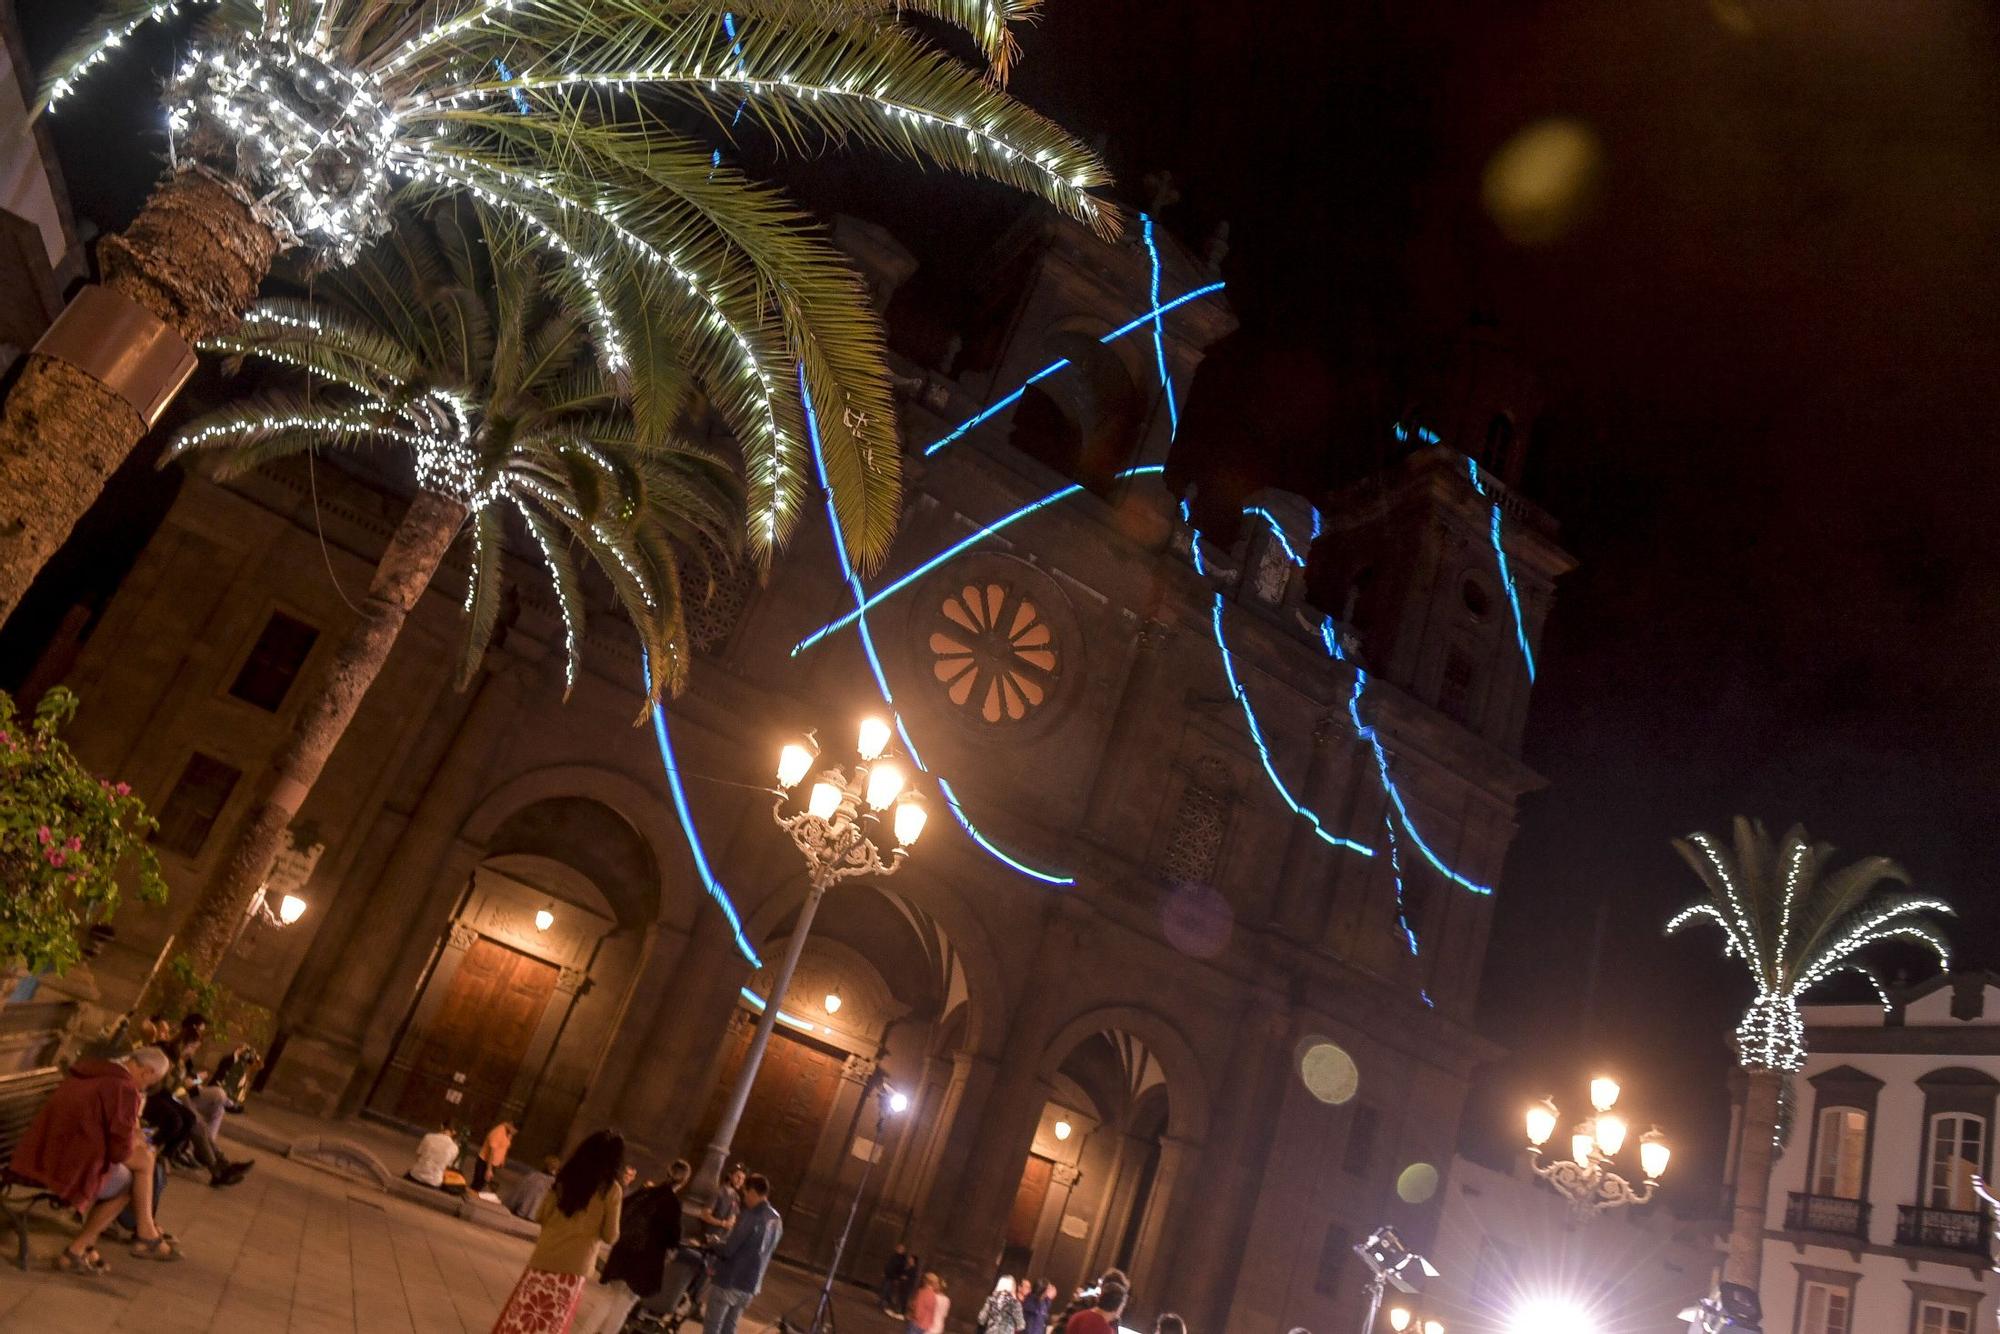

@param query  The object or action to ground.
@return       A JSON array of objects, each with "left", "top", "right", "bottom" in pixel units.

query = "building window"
[
  {"left": 1160, "top": 757, "right": 1229, "bottom": 887},
  {"left": 1438, "top": 648, "right": 1477, "bottom": 726},
  {"left": 1917, "top": 1302, "right": 1973, "bottom": 1334},
  {"left": 1927, "top": 1114, "right": 1985, "bottom": 1211},
  {"left": 1798, "top": 1279, "right": 1852, "bottom": 1334},
  {"left": 1813, "top": 1108, "right": 1868, "bottom": 1199},
  {"left": 1482, "top": 412, "right": 1515, "bottom": 474},
  {"left": 686, "top": 562, "right": 755, "bottom": 655},
  {"left": 229, "top": 611, "right": 318, "bottom": 711},
  {"left": 1314, "top": 1223, "right": 1347, "bottom": 1297},
  {"left": 154, "top": 753, "right": 243, "bottom": 857},
  {"left": 1343, "top": 1104, "right": 1381, "bottom": 1178},
  {"left": 928, "top": 581, "right": 1060, "bottom": 724}
]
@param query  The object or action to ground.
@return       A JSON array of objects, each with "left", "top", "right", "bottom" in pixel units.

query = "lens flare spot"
[
  {"left": 1483, "top": 118, "right": 1604, "bottom": 246},
  {"left": 1396, "top": 1161, "right": 1439, "bottom": 1204},
  {"left": 1295, "top": 1038, "right": 1359, "bottom": 1105},
  {"left": 1161, "top": 882, "right": 1234, "bottom": 959}
]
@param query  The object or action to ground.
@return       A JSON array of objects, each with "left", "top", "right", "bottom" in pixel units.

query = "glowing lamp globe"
[
  {"left": 824, "top": 991, "right": 842, "bottom": 1015},
  {"left": 777, "top": 738, "right": 818, "bottom": 789},
  {"left": 1525, "top": 1097, "right": 1559, "bottom": 1148},
  {"left": 534, "top": 908, "right": 555, "bottom": 932},
  {"left": 1422, "top": 1322, "right": 1444, "bottom": 1334},
  {"left": 888, "top": 1090, "right": 910, "bottom": 1114},
  {"left": 1593, "top": 1112, "right": 1628, "bottom": 1157},
  {"left": 1053, "top": 1119, "right": 1073, "bottom": 1142},
  {"left": 865, "top": 759, "right": 906, "bottom": 811},
  {"left": 893, "top": 792, "right": 929, "bottom": 847},
  {"left": 1571, "top": 1126, "right": 1595, "bottom": 1167},
  {"left": 857, "top": 716, "right": 892, "bottom": 761},
  {"left": 277, "top": 894, "right": 308, "bottom": 925},
  {"left": 1590, "top": 1076, "right": 1621, "bottom": 1112},
  {"left": 1640, "top": 1127, "right": 1672, "bottom": 1180},
  {"left": 808, "top": 777, "right": 843, "bottom": 821},
  {"left": 1388, "top": 1309, "right": 1412, "bottom": 1332}
]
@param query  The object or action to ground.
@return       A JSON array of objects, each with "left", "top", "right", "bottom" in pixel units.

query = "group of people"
[
  {"left": 5, "top": 1010, "right": 264, "bottom": 1274},
  {"left": 884, "top": 1256, "right": 1186, "bottom": 1334},
  {"left": 481, "top": 1132, "right": 783, "bottom": 1334}
]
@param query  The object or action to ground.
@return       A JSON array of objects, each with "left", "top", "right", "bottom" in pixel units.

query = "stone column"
[
  {"left": 1080, "top": 618, "right": 1172, "bottom": 840},
  {"left": 567, "top": 924, "right": 687, "bottom": 1136},
  {"left": 906, "top": 1051, "right": 999, "bottom": 1245},
  {"left": 1269, "top": 710, "right": 1358, "bottom": 936},
  {"left": 1124, "top": 1134, "right": 1197, "bottom": 1309},
  {"left": 612, "top": 903, "right": 754, "bottom": 1168}
]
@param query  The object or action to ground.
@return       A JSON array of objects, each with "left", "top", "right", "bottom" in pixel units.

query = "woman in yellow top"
[{"left": 490, "top": 1130, "right": 625, "bottom": 1334}]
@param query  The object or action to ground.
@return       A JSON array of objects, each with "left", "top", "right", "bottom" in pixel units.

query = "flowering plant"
[{"left": 0, "top": 688, "right": 167, "bottom": 977}]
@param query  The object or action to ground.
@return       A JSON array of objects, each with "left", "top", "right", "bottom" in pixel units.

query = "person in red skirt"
[{"left": 491, "top": 1130, "right": 625, "bottom": 1334}]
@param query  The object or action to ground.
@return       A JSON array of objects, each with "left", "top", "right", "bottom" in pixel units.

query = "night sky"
[{"left": 17, "top": 0, "right": 2000, "bottom": 1213}]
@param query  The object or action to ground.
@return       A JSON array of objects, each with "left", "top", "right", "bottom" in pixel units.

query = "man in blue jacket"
[{"left": 708, "top": 1172, "right": 783, "bottom": 1334}]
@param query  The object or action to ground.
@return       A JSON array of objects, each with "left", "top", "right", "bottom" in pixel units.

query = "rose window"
[{"left": 928, "top": 582, "right": 1059, "bottom": 723}]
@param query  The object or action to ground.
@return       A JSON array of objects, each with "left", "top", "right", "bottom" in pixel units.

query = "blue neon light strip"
[
  {"left": 791, "top": 464, "right": 1166, "bottom": 656},
  {"left": 1140, "top": 214, "right": 1180, "bottom": 438},
  {"left": 645, "top": 681, "right": 763, "bottom": 968},
  {"left": 1184, "top": 508, "right": 1372, "bottom": 859},
  {"left": 1465, "top": 458, "right": 1536, "bottom": 683},
  {"left": 738, "top": 986, "right": 814, "bottom": 1030},
  {"left": 922, "top": 282, "right": 1225, "bottom": 458},
  {"left": 1242, "top": 506, "right": 1305, "bottom": 568},
  {"left": 801, "top": 367, "right": 1078, "bottom": 887},
  {"left": 1347, "top": 669, "right": 1494, "bottom": 896}
]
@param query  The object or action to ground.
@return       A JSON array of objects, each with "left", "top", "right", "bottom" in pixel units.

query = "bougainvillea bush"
[{"left": 0, "top": 687, "right": 166, "bottom": 977}]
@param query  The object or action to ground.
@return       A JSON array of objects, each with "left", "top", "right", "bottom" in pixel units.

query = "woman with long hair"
[
  {"left": 491, "top": 1130, "right": 626, "bottom": 1333},
  {"left": 978, "top": 1273, "right": 1026, "bottom": 1334},
  {"left": 906, "top": 1272, "right": 949, "bottom": 1334}
]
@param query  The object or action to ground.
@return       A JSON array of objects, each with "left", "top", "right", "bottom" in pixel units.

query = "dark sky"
[{"left": 18, "top": 0, "right": 2000, "bottom": 1212}]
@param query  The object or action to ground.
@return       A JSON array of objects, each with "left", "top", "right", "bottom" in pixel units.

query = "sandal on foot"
[
  {"left": 130, "top": 1233, "right": 182, "bottom": 1262},
  {"left": 54, "top": 1248, "right": 110, "bottom": 1276}
]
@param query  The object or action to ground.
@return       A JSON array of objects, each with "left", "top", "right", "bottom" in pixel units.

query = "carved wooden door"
[
  {"left": 692, "top": 1027, "right": 845, "bottom": 1214},
  {"left": 394, "top": 936, "right": 558, "bottom": 1134}
]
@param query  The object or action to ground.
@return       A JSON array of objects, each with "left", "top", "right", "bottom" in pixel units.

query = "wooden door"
[
  {"left": 691, "top": 1027, "right": 845, "bottom": 1214},
  {"left": 393, "top": 936, "right": 558, "bottom": 1133},
  {"left": 1001, "top": 1154, "right": 1055, "bottom": 1278}
]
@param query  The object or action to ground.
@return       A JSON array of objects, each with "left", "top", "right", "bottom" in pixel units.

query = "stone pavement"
[{"left": 0, "top": 1136, "right": 898, "bottom": 1332}]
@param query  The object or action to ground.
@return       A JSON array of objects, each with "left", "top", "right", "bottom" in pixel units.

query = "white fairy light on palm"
[
  {"left": 43, "top": 0, "right": 1110, "bottom": 561},
  {"left": 1667, "top": 828, "right": 1952, "bottom": 1072}
]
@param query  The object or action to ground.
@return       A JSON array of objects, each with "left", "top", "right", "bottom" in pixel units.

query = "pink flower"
[
  {"left": 45, "top": 851, "right": 65, "bottom": 868},
  {"left": 114, "top": 783, "right": 130, "bottom": 797},
  {"left": 64, "top": 836, "right": 81, "bottom": 852},
  {"left": 36, "top": 826, "right": 52, "bottom": 846}
]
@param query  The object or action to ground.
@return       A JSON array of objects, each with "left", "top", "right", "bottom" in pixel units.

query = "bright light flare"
[
  {"left": 1594, "top": 1112, "right": 1628, "bottom": 1157},
  {"left": 777, "top": 739, "right": 817, "bottom": 788},
  {"left": 808, "top": 776, "right": 843, "bottom": 821},
  {"left": 277, "top": 893, "right": 308, "bottom": 925},
  {"left": 1506, "top": 1299, "right": 1597, "bottom": 1334},
  {"left": 1589, "top": 1075, "right": 1621, "bottom": 1112},
  {"left": 857, "top": 715, "right": 892, "bottom": 760}
]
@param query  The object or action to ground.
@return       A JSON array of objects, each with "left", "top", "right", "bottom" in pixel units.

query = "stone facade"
[{"left": 31, "top": 210, "right": 1571, "bottom": 1331}]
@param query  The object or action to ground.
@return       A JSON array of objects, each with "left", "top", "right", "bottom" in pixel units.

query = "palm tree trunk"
[
  {"left": 160, "top": 489, "right": 467, "bottom": 990},
  {"left": 1724, "top": 1066, "right": 1784, "bottom": 1289},
  {"left": 0, "top": 170, "right": 279, "bottom": 621}
]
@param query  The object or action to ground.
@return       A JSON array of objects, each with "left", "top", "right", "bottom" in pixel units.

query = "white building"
[
  {"left": 1759, "top": 973, "right": 2000, "bottom": 1334},
  {"left": 1425, "top": 1153, "right": 1721, "bottom": 1333}
]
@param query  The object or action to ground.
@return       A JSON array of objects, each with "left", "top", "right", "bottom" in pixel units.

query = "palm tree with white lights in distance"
[{"left": 1666, "top": 816, "right": 1950, "bottom": 1291}]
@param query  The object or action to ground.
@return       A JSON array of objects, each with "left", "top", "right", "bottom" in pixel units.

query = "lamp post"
[
  {"left": 1353, "top": 1226, "right": 1439, "bottom": 1334},
  {"left": 1524, "top": 1075, "right": 1672, "bottom": 1215},
  {"left": 692, "top": 716, "right": 928, "bottom": 1197}
]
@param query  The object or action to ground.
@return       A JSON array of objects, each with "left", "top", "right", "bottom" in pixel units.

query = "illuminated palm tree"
[
  {"left": 1666, "top": 817, "right": 1951, "bottom": 1289},
  {"left": 160, "top": 204, "right": 736, "bottom": 981},
  {"left": 0, "top": 0, "right": 1111, "bottom": 615}
]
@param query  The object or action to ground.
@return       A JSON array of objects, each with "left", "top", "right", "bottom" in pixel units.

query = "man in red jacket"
[
  {"left": 10, "top": 1046, "right": 179, "bottom": 1270},
  {"left": 1064, "top": 1277, "right": 1129, "bottom": 1334}
]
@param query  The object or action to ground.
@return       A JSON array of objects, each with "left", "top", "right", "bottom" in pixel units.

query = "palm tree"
[
  {"left": 1666, "top": 817, "right": 1951, "bottom": 1289},
  {"left": 159, "top": 205, "right": 737, "bottom": 982},
  {"left": 0, "top": 1, "right": 1113, "bottom": 617}
]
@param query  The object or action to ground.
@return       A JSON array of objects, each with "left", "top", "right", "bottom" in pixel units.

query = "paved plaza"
[{"left": 0, "top": 1120, "right": 895, "bottom": 1333}]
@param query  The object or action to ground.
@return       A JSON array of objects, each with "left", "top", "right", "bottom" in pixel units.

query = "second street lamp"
[
  {"left": 692, "top": 716, "right": 927, "bottom": 1197},
  {"left": 1525, "top": 1075, "right": 1672, "bottom": 1215}
]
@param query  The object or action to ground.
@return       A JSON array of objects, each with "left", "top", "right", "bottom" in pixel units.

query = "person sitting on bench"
[{"left": 8, "top": 1047, "right": 181, "bottom": 1271}]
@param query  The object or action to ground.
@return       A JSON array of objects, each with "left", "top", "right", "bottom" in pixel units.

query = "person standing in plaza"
[
  {"left": 699, "top": 1162, "right": 746, "bottom": 1241},
  {"left": 572, "top": 1159, "right": 690, "bottom": 1334},
  {"left": 472, "top": 1119, "right": 515, "bottom": 1194},
  {"left": 1022, "top": 1279, "right": 1055, "bottom": 1334},
  {"left": 978, "top": 1274, "right": 1026, "bottom": 1334},
  {"left": 1062, "top": 1276, "right": 1127, "bottom": 1334},
  {"left": 881, "top": 1243, "right": 919, "bottom": 1315},
  {"left": 490, "top": 1130, "right": 625, "bottom": 1334},
  {"left": 906, "top": 1272, "right": 949, "bottom": 1334},
  {"left": 706, "top": 1171, "right": 782, "bottom": 1334}
]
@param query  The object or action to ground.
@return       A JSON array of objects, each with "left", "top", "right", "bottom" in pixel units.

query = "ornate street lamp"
[
  {"left": 692, "top": 717, "right": 928, "bottom": 1195},
  {"left": 1525, "top": 1075, "right": 1672, "bottom": 1215}
]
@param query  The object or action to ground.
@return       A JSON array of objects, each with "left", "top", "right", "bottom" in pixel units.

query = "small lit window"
[
  {"left": 230, "top": 612, "right": 319, "bottom": 711},
  {"left": 154, "top": 753, "right": 243, "bottom": 857},
  {"left": 1812, "top": 1107, "right": 1868, "bottom": 1199},
  {"left": 1799, "top": 1280, "right": 1851, "bottom": 1334},
  {"left": 1919, "top": 1301, "right": 1974, "bottom": 1334},
  {"left": 1439, "top": 649, "right": 1477, "bottom": 727}
]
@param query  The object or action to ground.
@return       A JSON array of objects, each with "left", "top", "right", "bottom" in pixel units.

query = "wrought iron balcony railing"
[
  {"left": 1785, "top": 1192, "right": 1870, "bottom": 1238},
  {"left": 1896, "top": 1204, "right": 1992, "bottom": 1254}
]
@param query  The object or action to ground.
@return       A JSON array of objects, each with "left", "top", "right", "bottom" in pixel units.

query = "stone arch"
[
  {"left": 1009, "top": 317, "right": 1153, "bottom": 487},
  {"left": 460, "top": 763, "right": 693, "bottom": 930},
  {"left": 1038, "top": 1003, "right": 1212, "bottom": 1143}
]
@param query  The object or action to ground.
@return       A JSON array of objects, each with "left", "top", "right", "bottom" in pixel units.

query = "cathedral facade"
[{"left": 31, "top": 208, "right": 1570, "bottom": 1331}]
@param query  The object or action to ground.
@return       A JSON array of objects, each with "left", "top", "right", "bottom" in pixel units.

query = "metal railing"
[
  {"left": 1785, "top": 1192, "right": 1870, "bottom": 1238},
  {"left": 1896, "top": 1204, "right": 1991, "bottom": 1253}
]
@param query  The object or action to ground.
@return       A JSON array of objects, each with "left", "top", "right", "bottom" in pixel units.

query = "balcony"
[
  {"left": 1896, "top": 1205, "right": 1992, "bottom": 1254},
  {"left": 1785, "top": 1192, "right": 1870, "bottom": 1239}
]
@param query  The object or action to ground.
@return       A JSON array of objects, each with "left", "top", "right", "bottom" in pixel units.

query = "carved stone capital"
[
  {"left": 556, "top": 966, "right": 588, "bottom": 996},
  {"left": 841, "top": 1054, "right": 878, "bottom": 1085},
  {"left": 446, "top": 922, "right": 478, "bottom": 952},
  {"left": 1051, "top": 1162, "right": 1083, "bottom": 1188}
]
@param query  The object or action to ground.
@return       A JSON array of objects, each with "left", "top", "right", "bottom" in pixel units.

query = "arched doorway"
[{"left": 367, "top": 794, "right": 660, "bottom": 1148}]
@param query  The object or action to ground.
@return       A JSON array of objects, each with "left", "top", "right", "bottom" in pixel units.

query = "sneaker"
[{"left": 210, "top": 1160, "right": 254, "bottom": 1187}]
